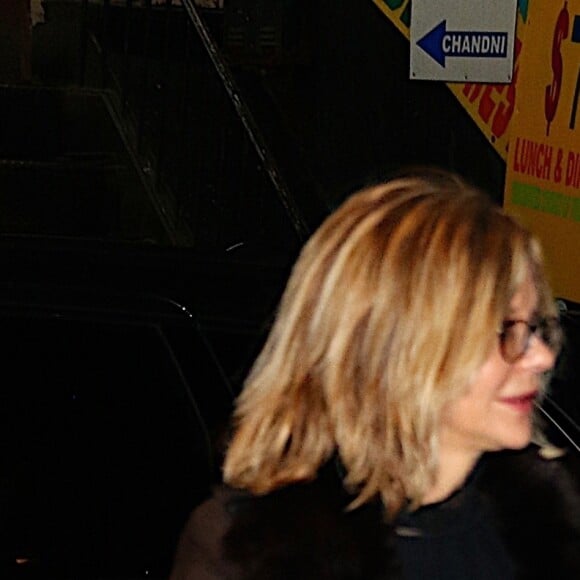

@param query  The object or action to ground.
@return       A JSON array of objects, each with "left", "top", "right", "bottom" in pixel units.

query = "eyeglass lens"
[{"left": 500, "top": 318, "right": 561, "bottom": 363}]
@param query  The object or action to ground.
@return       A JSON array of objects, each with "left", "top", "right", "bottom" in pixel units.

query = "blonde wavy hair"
[{"left": 223, "top": 169, "right": 558, "bottom": 517}]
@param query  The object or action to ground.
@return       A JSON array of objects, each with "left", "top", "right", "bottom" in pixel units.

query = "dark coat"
[{"left": 170, "top": 445, "right": 580, "bottom": 579}]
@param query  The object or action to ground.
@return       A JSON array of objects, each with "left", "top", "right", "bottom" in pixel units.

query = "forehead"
[{"left": 508, "top": 275, "right": 538, "bottom": 317}]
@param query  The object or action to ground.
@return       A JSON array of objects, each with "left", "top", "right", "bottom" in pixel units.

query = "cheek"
[
  {"left": 444, "top": 355, "right": 512, "bottom": 424},
  {"left": 439, "top": 349, "right": 535, "bottom": 453},
  {"left": 469, "top": 344, "right": 514, "bottom": 397}
]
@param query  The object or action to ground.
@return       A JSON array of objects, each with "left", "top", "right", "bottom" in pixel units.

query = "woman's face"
[{"left": 440, "top": 275, "right": 556, "bottom": 457}]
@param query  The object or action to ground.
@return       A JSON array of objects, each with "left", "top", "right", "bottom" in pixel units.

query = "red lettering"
[
  {"left": 462, "top": 83, "right": 483, "bottom": 102},
  {"left": 543, "top": 145, "right": 553, "bottom": 180},
  {"left": 545, "top": 3, "right": 569, "bottom": 136},
  {"left": 512, "top": 138, "right": 554, "bottom": 181},
  {"left": 491, "top": 38, "right": 522, "bottom": 138},
  {"left": 565, "top": 151, "right": 580, "bottom": 187},
  {"left": 478, "top": 86, "right": 497, "bottom": 123},
  {"left": 490, "top": 84, "right": 511, "bottom": 138}
]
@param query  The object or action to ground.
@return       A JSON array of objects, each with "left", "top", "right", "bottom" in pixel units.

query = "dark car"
[{"left": 0, "top": 235, "right": 291, "bottom": 579}]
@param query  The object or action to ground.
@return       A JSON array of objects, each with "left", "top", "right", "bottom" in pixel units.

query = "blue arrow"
[
  {"left": 417, "top": 20, "right": 447, "bottom": 67},
  {"left": 417, "top": 20, "right": 508, "bottom": 68}
]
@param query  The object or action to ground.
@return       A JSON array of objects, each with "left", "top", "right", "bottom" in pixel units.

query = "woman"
[{"left": 171, "top": 170, "right": 580, "bottom": 579}]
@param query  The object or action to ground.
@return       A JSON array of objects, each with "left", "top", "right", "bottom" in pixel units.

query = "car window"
[{"left": 0, "top": 315, "right": 231, "bottom": 579}]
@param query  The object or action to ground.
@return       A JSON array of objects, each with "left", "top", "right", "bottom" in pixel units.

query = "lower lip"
[{"left": 499, "top": 394, "right": 537, "bottom": 413}]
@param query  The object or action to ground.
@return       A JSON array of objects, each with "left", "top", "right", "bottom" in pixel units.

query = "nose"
[{"left": 524, "top": 333, "right": 557, "bottom": 373}]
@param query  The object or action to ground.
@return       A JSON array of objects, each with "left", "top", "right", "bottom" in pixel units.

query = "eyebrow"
[{"left": 506, "top": 307, "right": 539, "bottom": 320}]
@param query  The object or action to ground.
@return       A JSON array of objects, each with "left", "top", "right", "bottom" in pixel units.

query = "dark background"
[{"left": 0, "top": 1, "right": 576, "bottom": 578}]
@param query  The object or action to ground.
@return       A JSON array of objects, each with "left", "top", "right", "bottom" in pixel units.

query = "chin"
[
  {"left": 504, "top": 437, "right": 532, "bottom": 450},
  {"left": 498, "top": 426, "right": 533, "bottom": 451}
]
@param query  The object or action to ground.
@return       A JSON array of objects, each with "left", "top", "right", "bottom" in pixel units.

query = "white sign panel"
[{"left": 410, "top": 0, "right": 518, "bottom": 83}]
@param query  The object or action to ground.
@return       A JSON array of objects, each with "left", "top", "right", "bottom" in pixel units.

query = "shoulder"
[
  {"left": 222, "top": 473, "right": 399, "bottom": 579},
  {"left": 479, "top": 443, "right": 580, "bottom": 514},
  {"left": 478, "top": 444, "right": 580, "bottom": 577},
  {"left": 170, "top": 486, "right": 242, "bottom": 580},
  {"left": 172, "top": 469, "right": 401, "bottom": 580}
]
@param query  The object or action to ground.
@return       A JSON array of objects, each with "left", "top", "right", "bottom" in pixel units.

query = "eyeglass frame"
[{"left": 498, "top": 316, "right": 562, "bottom": 364}]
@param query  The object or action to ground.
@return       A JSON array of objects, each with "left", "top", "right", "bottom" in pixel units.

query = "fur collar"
[{"left": 222, "top": 446, "right": 580, "bottom": 580}]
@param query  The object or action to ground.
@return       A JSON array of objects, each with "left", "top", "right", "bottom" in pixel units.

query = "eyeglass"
[{"left": 499, "top": 316, "right": 562, "bottom": 363}]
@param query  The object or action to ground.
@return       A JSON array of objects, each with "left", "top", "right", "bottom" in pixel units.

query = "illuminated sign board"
[{"left": 504, "top": 1, "right": 580, "bottom": 301}]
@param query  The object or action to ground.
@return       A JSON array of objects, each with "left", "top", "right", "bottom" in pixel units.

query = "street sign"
[
  {"left": 372, "top": 0, "right": 530, "bottom": 160},
  {"left": 410, "top": 0, "right": 518, "bottom": 82}
]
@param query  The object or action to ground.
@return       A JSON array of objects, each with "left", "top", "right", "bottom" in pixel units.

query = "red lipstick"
[{"left": 499, "top": 391, "right": 538, "bottom": 413}]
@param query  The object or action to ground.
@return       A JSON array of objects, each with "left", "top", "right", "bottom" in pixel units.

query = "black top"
[
  {"left": 170, "top": 445, "right": 580, "bottom": 579},
  {"left": 395, "top": 469, "right": 515, "bottom": 580}
]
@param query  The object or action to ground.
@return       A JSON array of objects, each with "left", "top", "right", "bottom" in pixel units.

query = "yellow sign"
[
  {"left": 372, "top": 0, "right": 528, "bottom": 161},
  {"left": 504, "top": 1, "right": 580, "bottom": 301}
]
